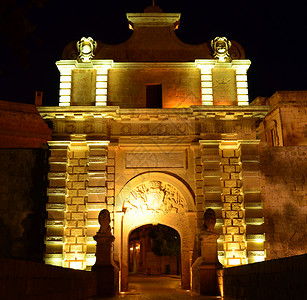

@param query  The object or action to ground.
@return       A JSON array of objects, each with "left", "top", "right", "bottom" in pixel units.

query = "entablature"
[{"left": 38, "top": 105, "right": 270, "bottom": 141}]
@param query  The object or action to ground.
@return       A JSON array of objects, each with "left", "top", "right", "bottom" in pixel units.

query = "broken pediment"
[{"left": 61, "top": 6, "right": 245, "bottom": 62}]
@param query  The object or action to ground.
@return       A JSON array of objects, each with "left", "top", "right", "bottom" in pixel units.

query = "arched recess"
[{"left": 114, "top": 172, "right": 196, "bottom": 292}]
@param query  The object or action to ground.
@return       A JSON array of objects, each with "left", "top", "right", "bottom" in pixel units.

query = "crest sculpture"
[
  {"left": 211, "top": 37, "right": 232, "bottom": 62},
  {"left": 124, "top": 180, "right": 188, "bottom": 214},
  {"left": 76, "top": 37, "right": 97, "bottom": 62}
]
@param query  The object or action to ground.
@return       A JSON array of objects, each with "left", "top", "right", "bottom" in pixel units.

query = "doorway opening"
[
  {"left": 146, "top": 84, "right": 162, "bottom": 108},
  {"left": 128, "top": 224, "right": 181, "bottom": 276}
]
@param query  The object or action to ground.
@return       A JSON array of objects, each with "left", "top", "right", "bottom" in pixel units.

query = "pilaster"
[
  {"left": 195, "top": 61, "right": 215, "bottom": 105},
  {"left": 199, "top": 140, "right": 223, "bottom": 262},
  {"left": 86, "top": 141, "right": 110, "bottom": 267},
  {"left": 219, "top": 140, "right": 247, "bottom": 266},
  {"left": 56, "top": 60, "right": 113, "bottom": 107},
  {"left": 240, "top": 140, "right": 265, "bottom": 263},
  {"left": 45, "top": 141, "right": 70, "bottom": 266},
  {"left": 64, "top": 139, "right": 89, "bottom": 269},
  {"left": 56, "top": 61, "right": 75, "bottom": 106},
  {"left": 195, "top": 60, "right": 251, "bottom": 106},
  {"left": 93, "top": 60, "right": 113, "bottom": 106}
]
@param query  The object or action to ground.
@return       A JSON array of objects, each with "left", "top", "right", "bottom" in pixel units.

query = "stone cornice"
[{"left": 38, "top": 105, "right": 270, "bottom": 121}]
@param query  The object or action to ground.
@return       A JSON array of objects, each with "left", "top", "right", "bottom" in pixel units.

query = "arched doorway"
[
  {"left": 128, "top": 224, "right": 181, "bottom": 275},
  {"left": 114, "top": 172, "right": 196, "bottom": 292}
]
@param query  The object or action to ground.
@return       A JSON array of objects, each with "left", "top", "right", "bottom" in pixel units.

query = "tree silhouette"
[{"left": 149, "top": 224, "right": 180, "bottom": 257}]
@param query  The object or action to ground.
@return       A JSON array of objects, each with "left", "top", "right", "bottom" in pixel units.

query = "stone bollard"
[{"left": 92, "top": 209, "right": 119, "bottom": 297}]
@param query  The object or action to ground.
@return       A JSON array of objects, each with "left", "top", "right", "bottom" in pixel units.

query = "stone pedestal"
[
  {"left": 92, "top": 233, "right": 119, "bottom": 297},
  {"left": 199, "top": 232, "right": 221, "bottom": 296},
  {"left": 192, "top": 231, "right": 221, "bottom": 296}
]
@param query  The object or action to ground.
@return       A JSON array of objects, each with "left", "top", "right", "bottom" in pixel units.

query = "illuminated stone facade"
[{"left": 36, "top": 6, "right": 307, "bottom": 292}]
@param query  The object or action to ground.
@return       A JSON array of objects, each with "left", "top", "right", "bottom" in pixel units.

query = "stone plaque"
[
  {"left": 126, "top": 152, "right": 185, "bottom": 168},
  {"left": 71, "top": 69, "right": 96, "bottom": 105},
  {"left": 212, "top": 68, "right": 237, "bottom": 105}
]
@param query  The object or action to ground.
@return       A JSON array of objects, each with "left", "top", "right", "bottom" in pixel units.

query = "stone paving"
[{"left": 90, "top": 274, "right": 223, "bottom": 299}]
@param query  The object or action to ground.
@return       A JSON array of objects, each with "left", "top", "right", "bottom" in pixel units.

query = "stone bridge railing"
[
  {"left": 0, "top": 257, "right": 97, "bottom": 299},
  {"left": 221, "top": 254, "right": 307, "bottom": 299}
]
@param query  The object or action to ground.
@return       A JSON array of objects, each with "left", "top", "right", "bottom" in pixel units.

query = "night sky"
[{"left": 0, "top": 0, "right": 306, "bottom": 106}]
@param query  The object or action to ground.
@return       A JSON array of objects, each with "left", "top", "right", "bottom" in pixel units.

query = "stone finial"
[
  {"left": 76, "top": 37, "right": 97, "bottom": 62},
  {"left": 211, "top": 37, "right": 232, "bottom": 62},
  {"left": 98, "top": 209, "right": 111, "bottom": 235},
  {"left": 203, "top": 208, "right": 217, "bottom": 232}
]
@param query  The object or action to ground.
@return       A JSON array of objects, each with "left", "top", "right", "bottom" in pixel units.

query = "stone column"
[{"left": 92, "top": 209, "right": 118, "bottom": 297}]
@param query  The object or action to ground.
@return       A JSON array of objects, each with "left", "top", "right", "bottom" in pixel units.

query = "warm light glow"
[
  {"left": 228, "top": 258, "right": 241, "bottom": 266},
  {"left": 70, "top": 261, "right": 83, "bottom": 270}
]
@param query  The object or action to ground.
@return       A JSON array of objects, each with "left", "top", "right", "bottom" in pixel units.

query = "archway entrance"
[
  {"left": 128, "top": 224, "right": 181, "bottom": 275},
  {"left": 114, "top": 172, "right": 196, "bottom": 292}
]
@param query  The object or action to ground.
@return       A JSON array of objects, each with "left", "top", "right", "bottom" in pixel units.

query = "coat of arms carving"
[{"left": 124, "top": 181, "right": 187, "bottom": 214}]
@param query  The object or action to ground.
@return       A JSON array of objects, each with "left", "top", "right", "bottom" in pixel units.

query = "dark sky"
[{"left": 0, "top": 0, "right": 306, "bottom": 106}]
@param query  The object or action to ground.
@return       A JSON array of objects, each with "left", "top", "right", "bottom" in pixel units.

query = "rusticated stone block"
[
  {"left": 226, "top": 211, "right": 238, "bottom": 218},
  {"left": 223, "top": 165, "right": 236, "bottom": 173},
  {"left": 66, "top": 236, "right": 76, "bottom": 244},
  {"left": 233, "top": 234, "right": 244, "bottom": 242},
  {"left": 227, "top": 242, "right": 240, "bottom": 250},
  {"left": 224, "top": 219, "right": 232, "bottom": 226},
  {"left": 225, "top": 195, "right": 238, "bottom": 202},
  {"left": 226, "top": 227, "right": 240, "bottom": 234},
  {"left": 222, "top": 149, "right": 235, "bottom": 158},
  {"left": 71, "top": 228, "right": 84, "bottom": 236},
  {"left": 224, "top": 179, "right": 238, "bottom": 188},
  {"left": 71, "top": 212, "right": 84, "bottom": 220},
  {"left": 225, "top": 234, "right": 233, "bottom": 242},
  {"left": 71, "top": 197, "right": 85, "bottom": 204}
]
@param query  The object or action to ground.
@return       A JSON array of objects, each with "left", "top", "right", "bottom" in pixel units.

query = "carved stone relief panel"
[
  {"left": 123, "top": 180, "right": 188, "bottom": 214},
  {"left": 53, "top": 119, "right": 107, "bottom": 136},
  {"left": 200, "top": 119, "right": 256, "bottom": 134},
  {"left": 212, "top": 68, "right": 237, "bottom": 105},
  {"left": 113, "top": 120, "right": 194, "bottom": 136}
]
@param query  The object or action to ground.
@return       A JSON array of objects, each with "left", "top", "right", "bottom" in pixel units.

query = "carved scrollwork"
[
  {"left": 124, "top": 180, "right": 188, "bottom": 214},
  {"left": 65, "top": 122, "right": 75, "bottom": 133},
  {"left": 83, "top": 122, "right": 94, "bottom": 134},
  {"left": 211, "top": 37, "right": 232, "bottom": 62},
  {"left": 76, "top": 37, "right": 97, "bottom": 62}
]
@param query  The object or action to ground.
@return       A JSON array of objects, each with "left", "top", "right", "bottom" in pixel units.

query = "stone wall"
[
  {"left": 222, "top": 254, "right": 307, "bottom": 299},
  {"left": 0, "top": 100, "right": 51, "bottom": 148},
  {"left": 0, "top": 149, "right": 48, "bottom": 261},
  {"left": 108, "top": 66, "right": 201, "bottom": 108},
  {"left": 259, "top": 144, "right": 307, "bottom": 259},
  {"left": 0, "top": 257, "right": 97, "bottom": 300}
]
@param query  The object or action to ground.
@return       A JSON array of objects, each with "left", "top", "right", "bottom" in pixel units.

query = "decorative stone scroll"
[
  {"left": 211, "top": 37, "right": 232, "bottom": 62},
  {"left": 123, "top": 181, "right": 188, "bottom": 214},
  {"left": 76, "top": 37, "right": 97, "bottom": 62}
]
